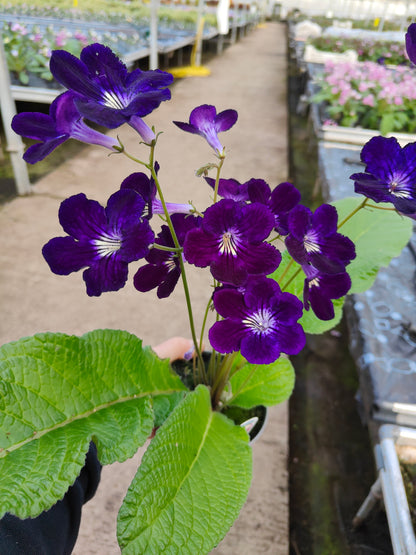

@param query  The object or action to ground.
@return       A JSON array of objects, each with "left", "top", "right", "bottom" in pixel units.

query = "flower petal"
[
  {"left": 58, "top": 193, "right": 107, "bottom": 240},
  {"left": 83, "top": 256, "right": 128, "bottom": 296},
  {"left": 209, "top": 319, "right": 246, "bottom": 354},
  {"left": 42, "top": 236, "right": 95, "bottom": 275},
  {"left": 214, "top": 109, "right": 238, "bottom": 132},
  {"left": 23, "top": 136, "right": 68, "bottom": 164}
]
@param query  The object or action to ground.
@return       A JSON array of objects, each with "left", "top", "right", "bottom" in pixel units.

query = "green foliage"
[
  {"left": 117, "top": 385, "right": 252, "bottom": 554},
  {"left": 227, "top": 353, "right": 295, "bottom": 408},
  {"left": 333, "top": 197, "right": 413, "bottom": 293},
  {"left": 0, "top": 329, "right": 186, "bottom": 519}
]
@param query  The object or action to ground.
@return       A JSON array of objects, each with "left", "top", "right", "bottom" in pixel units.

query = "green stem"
[
  {"left": 152, "top": 244, "right": 182, "bottom": 253},
  {"left": 121, "top": 145, "right": 207, "bottom": 383},
  {"left": 277, "top": 258, "right": 294, "bottom": 286},
  {"left": 211, "top": 352, "right": 237, "bottom": 408},
  {"left": 213, "top": 155, "right": 225, "bottom": 203},
  {"left": 337, "top": 197, "right": 368, "bottom": 229},
  {"left": 281, "top": 267, "right": 301, "bottom": 292}
]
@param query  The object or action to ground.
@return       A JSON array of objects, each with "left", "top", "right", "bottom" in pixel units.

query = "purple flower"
[
  {"left": 209, "top": 277, "right": 305, "bottom": 364},
  {"left": 42, "top": 189, "right": 154, "bottom": 296},
  {"left": 183, "top": 198, "right": 281, "bottom": 285},
  {"left": 11, "top": 91, "right": 118, "bottom": 163},
  {"left": 248, "top": 180, "right": 301, "bottom": 236},
  {"left": 285, "top": 204, "right": 356, "bottom": 274},
  {"left": 204, "top": 177, "right": 250, "bottom": 202},
  {"left": 302, "top": 265, "right": 351, "bottom": 320},
  {"left": 350, "top": 136, "right": 416, "bottom": 216},
  {"left": 173, "top": 105, "right": 238, "bottom": 154},
  {"left": 406, "top": 23, "right": 416, "bottom": 65},
  {"left": 120, "top": 164, "right": 192, "bottom": 219},
  {"left": 134, "top": 214, "right": 200, "bottom": 298},
  {"left": 49, "top": 43, "right": 173, "bottom": 143}
]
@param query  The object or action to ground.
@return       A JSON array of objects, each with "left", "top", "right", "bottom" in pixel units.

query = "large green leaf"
[
  {"left": 270, "top": 251, "right": 344, "bottom": 334},
  {"left": 227, "top": 353, "right": 295, "bottom": 408},
  {"left": 117, "top": 385, "right": 252, "bottom": 554},
  {"left": 0, "top": 329, "right": 186, "bottom": 519},
  {"left": 333, "top": 197, "right": 413, "bottom": 293}
]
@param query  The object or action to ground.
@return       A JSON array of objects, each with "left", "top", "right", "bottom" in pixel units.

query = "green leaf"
[
  {"left": 333, "top": 197, "right": 413, "bottom": 293},
  {"left": 270, "top": 251, "right": 343, "bottom": 334},
  {"left": 0, "top": 329, "right": 186, "bottom": 519},
  {"left": 117, "top": 385, "right": 252, "bottom": 554},
  {"left": 227, "top": 353, "right": 295, "bottom": 408},
  {"left": 153, "top": 391, "right": 187, "bottom": 427},
  {"left": 380, "top": 112, "right": 395, "bottom": 135}
]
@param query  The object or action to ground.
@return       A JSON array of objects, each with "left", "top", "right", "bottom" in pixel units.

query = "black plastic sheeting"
[{"left": 318, "top": 142, "right": 416, "bottom": 427}]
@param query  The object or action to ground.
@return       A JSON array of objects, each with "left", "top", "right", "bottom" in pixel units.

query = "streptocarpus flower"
[
  {"left": 120, "top": 165, "right": 192, "bottom": 219},
  {"left": 204, "top": 177, "right": 250, "bottom": 202},
  {"left": 248, "top": 180, "right": 301, "bottom": 236},
  {"left": 285, "top": 204, "right": 356, "bottom": 274},
  {"left": 183, "top": 198, "right": 281, "bottom": 285},
  {"left": 350, "top": 136, "right": 416, "bottom": 216},
  {"left": 11, "top": 91, "right": 118, "bottom": 163},
  {"left": 49, "top": 43, "right": 173, "bottom": 143},
  {"left": 209, "top": 277, "right": 305, "bottom": 364},
  {"left": 173, "top": 105, "right": 238, "bottom": 154},
  {"left": 406, "top": 23, "right": 416, "bottom": 65},
  {"left": 134, "top": 214, "right": 200, "bottom": 298},
  {"left": 302, "top": 265, "right": 351, "bottom": 320},
  {"left": 42, "top": 189, "right": 154, "bottom": 296}
]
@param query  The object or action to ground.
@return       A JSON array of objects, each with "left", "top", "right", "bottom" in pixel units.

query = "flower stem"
[
  {"left": 337, "top": 198, "right": 368, "bottom": 229},
  {"left": 213, "top": 155, "right": 225, "bottom": 203},
  {"left": 121, "top": 144, "right": 207, "bottom": 383},
  {"left": 211, "top": 352, "right": 237, "bottom": 408},
  {"left": 147, "top": 144, "right": 207, "bottom": 382},
  {"left": 281, "top": 267, "right": 301, "bottom": 292}
]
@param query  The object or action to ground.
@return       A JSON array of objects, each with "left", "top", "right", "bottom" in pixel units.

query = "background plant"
[
  {"left": 309, "top": 35, "right": 410, "bottom": 65},
  {"left": 311, "top": 60, "right": 416, "bottom": 134}
]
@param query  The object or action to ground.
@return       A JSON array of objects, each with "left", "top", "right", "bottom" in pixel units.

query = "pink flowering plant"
[
  {"left": 1, "top": 29, "right": 415, "bottom": 552},
  {"left": 311, "top": 59, "right": 416, "bottom": 134},
  {"left": 309, "top": 36, "right": 410, "bottom": 66}
]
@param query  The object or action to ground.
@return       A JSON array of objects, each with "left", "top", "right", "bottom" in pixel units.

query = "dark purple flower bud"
[
  {"left": 42, "top": 189, "right": 154, "bottom": 296},
  {"left": 11, "top": 91, "right": 118, "bottom": 163},
  {"left": 120, "top": 163, "right": 192, "bottom": 219},
  {"left": 285, "top": 204, "right": 356, "bottom": 274},
  {"left": 406, "top": 23, "right": 416, "bottom": 65},
  {"left": 173, "top": 104, "right": 238, "bottom": 154},
  {"left": 134, "top": 214, "right": 200, "bottom": 298},
  {"left": 49, "top": 43, "right": 173, "bottom": 142},
  {"left": 209, "top": 277, "right": 305, "bottom": 364},
  {"left": 350, "top": 136, "right": 416, "bottom": 216},
  {"left": 302, "top": 265, "right": 351, "bottom": 320},
  {"left": 183, "top": 198, "right": 281, "bottom": 286}
]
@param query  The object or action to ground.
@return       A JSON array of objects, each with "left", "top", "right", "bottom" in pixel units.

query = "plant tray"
[{"left": 309, "top": 98, "right": 416, "bottom": 147}]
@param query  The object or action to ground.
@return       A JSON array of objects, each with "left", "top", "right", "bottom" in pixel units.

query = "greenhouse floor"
[{"left": 0, "top": 22, "right": 290, "bottom": 554}]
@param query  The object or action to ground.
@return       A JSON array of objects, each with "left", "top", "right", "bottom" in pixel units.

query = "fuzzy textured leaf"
[
  {"left": 117, "top": 385, "right": 252, "bottom": 554},
  {"left": 228, "top": 353, "right": 295, "bottom": 408},
  {"left": 333, "top": 197, "right": 413, "bottom": 293},
  {"left": 0, "top": 329, "right": 186, "bottom": 519}
]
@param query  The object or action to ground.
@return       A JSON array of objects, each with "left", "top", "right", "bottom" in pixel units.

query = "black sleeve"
[{"left": 0, "top": 442, "right": 101, "bottom": 555}]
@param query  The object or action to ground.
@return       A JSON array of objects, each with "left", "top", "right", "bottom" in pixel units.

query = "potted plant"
[{"left": 1, "top": 26, "right": 416, "bottom": 552}]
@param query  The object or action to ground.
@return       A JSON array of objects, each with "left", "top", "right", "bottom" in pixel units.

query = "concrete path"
[{"left": 0, "top": 22, "right": 290, "bottom": 554}]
